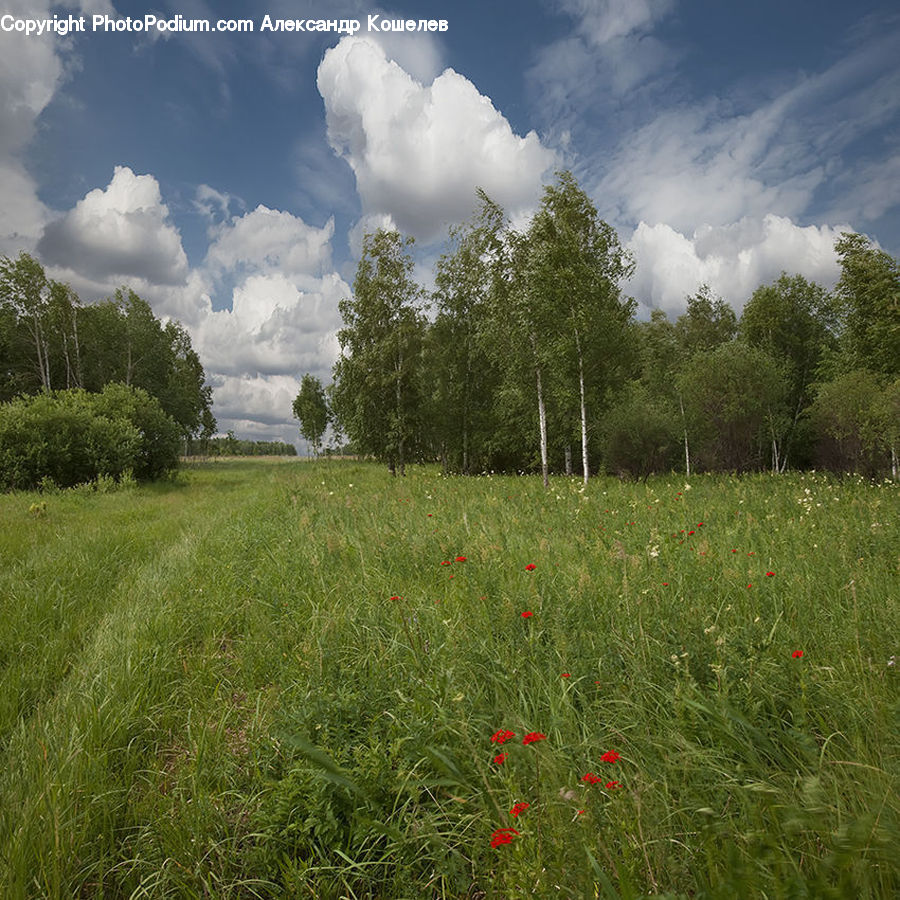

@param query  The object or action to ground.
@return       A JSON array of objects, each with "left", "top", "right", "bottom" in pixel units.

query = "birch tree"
[
  {"left": 525, "top": 171, "right": 635, "bottom": 484},
  {"left": 331, "top": 229, "right": 424, "bottom": 475}
]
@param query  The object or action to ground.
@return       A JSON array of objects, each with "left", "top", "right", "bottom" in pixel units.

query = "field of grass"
[{"left": 0, "top": 459, "right": 897, "bottom": 899}]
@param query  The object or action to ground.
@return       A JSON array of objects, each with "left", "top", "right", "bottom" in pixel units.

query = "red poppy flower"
[
  {"left": 525, "top": 563, "right": 536, "bottom": 571},
  {"left": 605, "top": 781, "right": 620, "bottom": 789},
  {"left": 521, "top": 611, "right": 533, "bottom": 618},
  {"left": 600, "top": 750, "right": 620, "bottom": 763},
  {"left": 491, "top": 729, "right": 515, "bottom": 744},
  {"left": 561, "top": 673, "right": 570, "bottom": 678},
  {"left": 389, "top": 595, "right": 401, "bottom": 600},
  {"left": 522, "top": 732, "right": 546, "bottom": 745},
  {"left": 440, "top": 560, "right": 451, "bottom": 566},
  {"left": 662, "top": 582, "right": 669, "bottom": 586},
  {"left": 582, "top": 772, "right": 602, "bottom": 784},
  {"left": 493, "top": 753, "right": 508, "bottom": 764},
  {"left": 490, "top": 827, "right": 519, "bottom": 848},
  {"left": 455, "top": 556, "right": 467, "bottom": 562},
  {"left": 509, "top": 802, "right": 530, "bottom": 817},
  {"left": 792, "top": 650, "right": 803, "bottom": 658},
  {"left": 766, "top": 571, "right": 775, "bottom": 577},
  {"left": 577, "top": 809, "right": 585, "bottom": 814}
]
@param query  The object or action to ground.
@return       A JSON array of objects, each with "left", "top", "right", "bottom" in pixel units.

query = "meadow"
[{"left": 0, "top": 459, "right": 897, "bottom": 899}]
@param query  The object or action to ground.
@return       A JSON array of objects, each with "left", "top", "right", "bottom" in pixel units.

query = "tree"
[
  {"left": 430, "top": 191, "right": 506, "bottom": 474},
  {"left": 740, "top": 273, "right": 837, "bottom": 470},
  {"left": 601, "top": 382, "right": 679, "bottom": 480},
  {"left": 678, "top": 342, "right": 787, "bottom": 472},
  {"left": 676, "top": 285, "right": 737, "bottom": 356},
  {"left": 293, "top": 374, "right": 330, "bottom": 457},
  {"left": 0, "top": 252, "right": 52, "bottom": 393},
  {"left": 635, "top": 309, "right": 691, "bottom": 474},
  {"left": 331, "top": 229, "right": 425, "bottom": 475},
  {"left": 833, "top": 233, "right": 900, "bottom": 377},
  {"left": 807, "top": 370, "right": 890, "bottom": 475},
  {"left": 524, "top": 171, "right": 636, "bottom": 484}
]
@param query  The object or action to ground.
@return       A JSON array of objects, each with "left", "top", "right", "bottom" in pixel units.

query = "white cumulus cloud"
[
  {"left": 38, "top": 166, "right": 190, "bottom": 285},
  {"left": 317, "top": 36, "right": 556, "bottom": 240},
  {"left": 627, "top": 214, "right": 849, "bottom": 316},
  {"left": 205, "top": 204, "right": 334, "bottom": 278}
]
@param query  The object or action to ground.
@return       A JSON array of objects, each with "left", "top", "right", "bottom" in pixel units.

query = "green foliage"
[
  {"left": 293, "top": 373, "right": 330, "bottom": 457},
  {"left": 600, "top": 382, "right": 680, "bottom": 479},
  {"left": 187, "top": 436, "right": 298, "bottom": 457},
  {"left": 806, "top": 369, "right": 893, "bottom": 475},
  {"left": 0, "top": 253, "right": 215, "bottom": 437},
  {"left": 676, "top": 285, "right": 738, "bottom": 356},
  {"left": 834, "top": 232, "right": 900, "bottom": 377},
  {"left": 0, "top": 384, "right": 179, "bottom": 490},
  {"left": 678, "top": 342, "right": 788, "bottom": 472},
  {"left": 332, "top": 230, "right": 426, "bottom": 475}
]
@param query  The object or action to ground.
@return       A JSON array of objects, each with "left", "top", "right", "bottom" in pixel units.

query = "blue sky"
[{"left": 2, "top": 0, "right": 898, "bottom": 442}]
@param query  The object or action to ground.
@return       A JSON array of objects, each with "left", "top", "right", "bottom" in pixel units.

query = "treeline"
[
  {"left": 186, "top": 433, "right": 297, "bottom": 457},
  {"left": 320, "top": 171, "right": 899, "bottom": 480},
  {"left": 0, "top": 253, "right": 215, "bottom": 490}
]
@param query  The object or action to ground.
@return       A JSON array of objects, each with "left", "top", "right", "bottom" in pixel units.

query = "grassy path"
[{"left": 0, "top": 460, "right": 897, "bottom": 898}]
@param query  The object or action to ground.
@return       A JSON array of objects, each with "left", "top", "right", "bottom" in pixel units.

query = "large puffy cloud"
[
  {"left": 205, "top": 204, "right": 334, "bottom": 278},
  {"left": 194, "top": 270, "right": 346, "bottom": 377},
  {"left": 627, "top": 214, "right": 848, "bottom": 316},
  {"left": 317, "top": 36, "right": 555, "bottom": 239},
  {"left": 38, "top": 166, "right": 190, "bottom": 285},
  {"left": 35, "top": 169, "right": 347, "bottom": 445}
]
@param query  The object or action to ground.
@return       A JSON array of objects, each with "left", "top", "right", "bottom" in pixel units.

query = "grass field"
[{"left": 0, "top": 459, "right": 897, "bottom": 899}]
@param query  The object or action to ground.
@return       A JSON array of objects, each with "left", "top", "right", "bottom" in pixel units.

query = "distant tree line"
[
  {"left": 186, "top": 432, "right": 297, "bottom": 457},
  {"left": 0, "top": 253, "right": 216, "bottom": 490},
  {"left": 319, "top": 171, "right": 899, "bottom": 480}
]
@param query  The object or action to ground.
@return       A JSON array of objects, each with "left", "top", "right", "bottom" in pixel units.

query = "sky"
[{"left": 2, "top": 0, "right": 899, "bottom": 445}]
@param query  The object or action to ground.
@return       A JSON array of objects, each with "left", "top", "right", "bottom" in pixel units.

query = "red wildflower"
[
  {"left": 525, "top": 563, "right": 536, "bottom": 571},
  {"left": 600, "top": 750, "right": 620, "bottom": 763},
  {"left": 561, "top": 673, "right": 570, "bottom": 678},
  {"left": 577, "top": 809, "right": 585, "bottom": 814},
  {"left": 490, "top": 827, "right": 519, "bottom": 848},
  {"left": 455, "top": 556, "right": 467, "bottom": 562},
  {"left": 766, "top": 571, "right": 775, "bottom": 577},
  {"left": 662, "top": 582, "right": 669, "bottom": 586},
  {"left": 493, "top": 753, "right": 508, "bottom": 765},
  {"left": 509, "top": 802, "right": 530, "bottom": 817},
  {"left": 582, "top": 772, "right": 602, "bottom": 784},
  {"left": 440, "top": 561, "right": 451, "bottom": 566},
  {"left": 389, "top": 595, "right": 401, "bottom": 600},
  {"left": 491, "top": 729, "right": 515, "bottom": 744},
  {"left": 605, "top": 781, "right": 620, "bottom": 790},
  {"left": 521, "top": 611, "right": 533, "bottom": 618},
  {"left": 522, "top": 732, "right": 546, "bottom": 745},
  {"left": 792, "top": 650, "right": 804, "bottom": 658}
]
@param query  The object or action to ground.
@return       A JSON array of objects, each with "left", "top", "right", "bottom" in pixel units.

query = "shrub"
[{"left": 0, "top": 385, "right": 179, "bottom": 491}]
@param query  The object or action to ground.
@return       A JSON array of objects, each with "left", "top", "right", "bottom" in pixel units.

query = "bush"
[
  {"left": 0, "top": 385, "right": 179, "bottom": 491},
  {"left": 600, "top": 383, "right": 680, "bottom": 479},
  {"left": 92, "top": 383, "right": 181, "bottom": 480}
]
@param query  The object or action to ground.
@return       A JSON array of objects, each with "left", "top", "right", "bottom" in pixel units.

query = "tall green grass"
[{"left": 0, "top": 460, "right": 897, "bottom": 898}]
